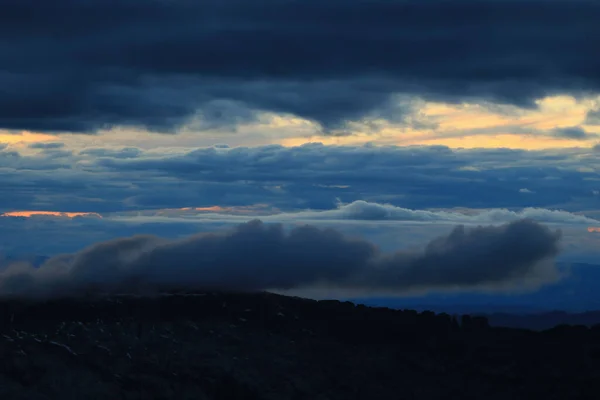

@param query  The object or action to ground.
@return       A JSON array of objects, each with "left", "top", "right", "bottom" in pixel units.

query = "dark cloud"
[
  {"left": 28, "top": 142, "right": 65, "bottom": 149},
  {"left": 40, "top": 149, "right": 74, "bottom": 160},
  {"left": 551, "top": 126, "right": 591, "bottom": 140},
  {"left": 365, "top": 220, "right": 561, "bottom": 291},
  {"left": 0, "top": 144, "right": 598, "bottom": 213},
  {"left": 0, "top": 219, "right": 561, "bottom": 298},
  {"left": 0, "top": 146, "right": 72, "bottom": 171},
  {"left": 0, "top": 198, "right": 594, "bottom": 260},
  {"left": 1, "top": 0, "right": 599, "bottom": 132},
  {"left": 79, "top": 147, "right": 143, "bottom": 159},
  {"left": 92, "top": 144, "right": 598, "bottom": 210},
  {"left": 586, "top": 110, "right": 600, "bottom": 125}
]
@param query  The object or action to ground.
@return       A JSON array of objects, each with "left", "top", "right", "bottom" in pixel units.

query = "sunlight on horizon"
[
  {"left": 1, "top": 211, "right": 103, "bottom": 218},
  {"left": 1, "top": 95, "right": 599, "bottom": 152}
]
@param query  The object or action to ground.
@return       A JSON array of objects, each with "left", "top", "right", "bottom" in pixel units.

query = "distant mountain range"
[
  {"left": 352, "top": 262, "right": 600, "bottom": 316},
  {"left": 2, "top": 254, "right": 600, "bottom": 329},
  {"left": 482, "top": 310, "right": 600, "bottom": 330}
]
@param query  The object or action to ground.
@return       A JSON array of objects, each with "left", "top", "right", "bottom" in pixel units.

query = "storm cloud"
[
  {"left": 1, "top": 0, "right": 599, "bottom": 132},
  {"left": 0, "top": 219, "right": 562, "bottom": 298}
]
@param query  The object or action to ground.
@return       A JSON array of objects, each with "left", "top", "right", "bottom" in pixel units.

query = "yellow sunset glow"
[
  {"left": 424, "top": 96, "right": 592, "bottom": 131},
  {"left": 4, "top": 95, "right": 599, "bottom": 152},
  {"left": 277, "top": 95, "right": 600, "bottom": 150},
  {"left": 403, "top": 134, "right": 597, "bottom": 150},
  {"left": 281, "top": 133, "right": 598, "bottom": 150},
  {"left": 0, "top": 131, "right": 58, "bottom": 145}
]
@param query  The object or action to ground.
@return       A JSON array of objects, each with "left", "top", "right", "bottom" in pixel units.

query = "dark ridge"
[
  {"left": 1, "top": 292, "right": 600, "bottom": 399},
  {"left": 484, "top": 310, "right": 600, "bottom": 331}
]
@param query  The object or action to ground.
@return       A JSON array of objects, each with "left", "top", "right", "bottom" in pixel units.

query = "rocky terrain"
[{"left": 1, "top": 292, "right": 600, "bottom": 399}]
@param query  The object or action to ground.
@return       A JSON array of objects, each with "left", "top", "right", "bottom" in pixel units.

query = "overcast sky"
[{"left": 1, "top": 0, "right": 599, "bottom": 298}]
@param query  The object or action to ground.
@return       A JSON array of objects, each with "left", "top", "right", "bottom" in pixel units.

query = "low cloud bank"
[
  {"left": 290, "top": 201, "right": 597, "bottom": 225},
  {"left": 0, "top": 219, "right": 562, "bottom": 298},
  {"left": 108, "top": 200, "right": 598, "bottom": 226}
]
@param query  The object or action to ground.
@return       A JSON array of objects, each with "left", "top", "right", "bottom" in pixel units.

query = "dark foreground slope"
[{"left": 1, "top": 292, "right": 600, "bottom": 400}]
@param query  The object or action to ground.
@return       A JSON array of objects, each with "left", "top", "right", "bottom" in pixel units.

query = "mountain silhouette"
[{"left": 1, "top": 291, "right": 600, "bottom": 399}]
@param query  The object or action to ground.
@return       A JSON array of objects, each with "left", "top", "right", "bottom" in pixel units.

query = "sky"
[{"left": 0, "top": 0, "right": 599, "bottom": 303}]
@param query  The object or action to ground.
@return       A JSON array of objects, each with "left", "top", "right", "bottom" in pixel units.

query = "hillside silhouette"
[{"left": 1, "top": 292, "right": 600, "bottom": 399}]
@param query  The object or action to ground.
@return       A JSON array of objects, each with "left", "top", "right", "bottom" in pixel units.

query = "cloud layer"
[
  {"left": 271, "top": 200, "right": 599, "bottom": 225},
  {"left": 105, "top": 200, "right": 599, "bottom": 227},
  {"left": 1, "top": 0, "right": 599, "bottom": 132},
  {"left": 0, "top": 219, "right": 562, "bottom": 298},
  {"left": 1, "top": 143, "right": 599, "bottom": 214}
]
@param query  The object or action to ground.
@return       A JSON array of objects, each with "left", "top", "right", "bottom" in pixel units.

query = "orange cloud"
[
  {"left": 1, "top": 211, "right": 102, "bottom": 218},
  {"left": 194, "top": 206, "right": 227, "bottom": 212},
  {"left": 155, "top": 205, "right": 275, "bottom": 215},
  {"left": 588, "top": 227, "right": 600, "bottom": 233}
]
